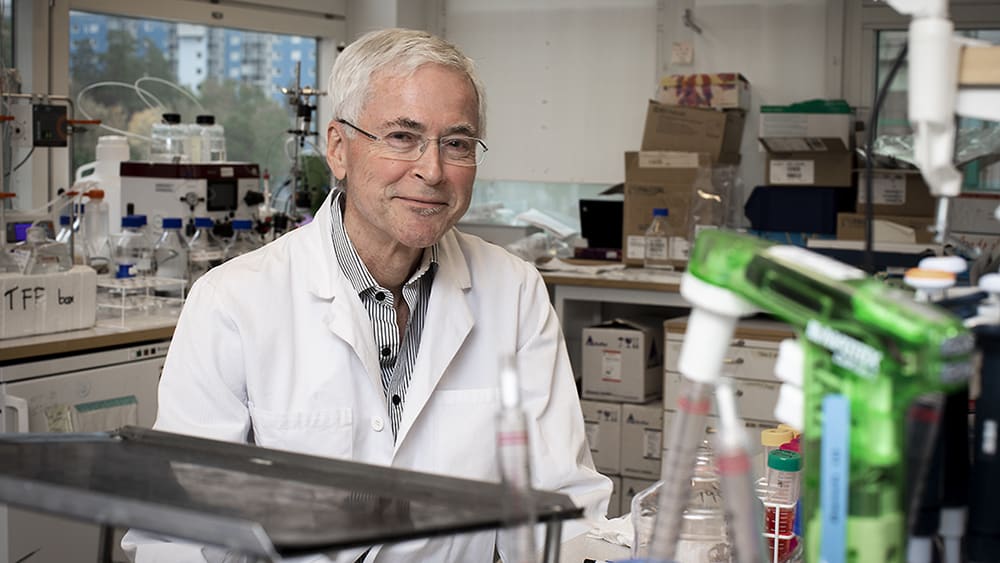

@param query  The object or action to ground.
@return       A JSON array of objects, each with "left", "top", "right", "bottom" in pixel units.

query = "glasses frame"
[{"left": 336, "top": 119, "right": 488, "bottom": 167}]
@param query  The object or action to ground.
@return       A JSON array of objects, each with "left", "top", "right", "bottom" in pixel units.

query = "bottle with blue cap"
[
  {"left": 224, "top": 219, "right": 262, "bottom": 261},
  {"left": 153, "top": 218, "right": 189, "bottom": 294},
  {"left": 113, "top": 214, "right": 153, "bottom": 278},
  {"left": 187, "top": 217, "right": 224, "bottom": 286}
]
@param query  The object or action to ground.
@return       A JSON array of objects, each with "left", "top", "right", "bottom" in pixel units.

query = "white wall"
[
  {"left": 446, "top": 0, "right": 657, "bottom": 185},
  {"left": 445, "top": 0, "right": 839, "bottom": 190}
]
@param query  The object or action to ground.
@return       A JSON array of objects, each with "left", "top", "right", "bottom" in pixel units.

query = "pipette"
[{"left": 497, "top": 359, "right": 538, "bottom": 563}]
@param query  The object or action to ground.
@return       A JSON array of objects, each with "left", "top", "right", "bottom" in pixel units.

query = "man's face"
[{"left": 327, "top": 63, "right": 480, "bottom": 253}]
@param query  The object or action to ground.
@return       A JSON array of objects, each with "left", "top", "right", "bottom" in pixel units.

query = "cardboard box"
[
  {"left": 765, "top": 150, "right": 853, "bottom": 188},
  {"left": 621, "top": 477, "right": 657, "bottom": 516},
  {"left": 759, "top": 100, "right": 853, "bottom": 150},
  {"left": 622, "top": 150, "right": 712, "bottom": 266},
  {"left": 582, "top": 319, "right": 664, "bottom": 403},
  {"left": 581, "top": 400, "right": 623, "bottom": 474},
  {"left": 658, "top": 73, "right": 751, "bottom": 111},
  {"left": 0, "top": 266, "right": 97, "bottom": 339},
  {"left": 641, "top": 100, "right": 745, "bottom": 165},
  {"left": 759, "top": 101, "right": 854, "bottom": 188},
  {"left": 607, "top": 475, "right": 623, "bottom": 518},
  {"left": 836, "top": 212, "right": 935, "bottom": 244},
  {"left": 621, "top": 401, "right": 663, "bottom": 479},
  {"left": 856, "top": 170, "right": 936, "bottom": 217}
]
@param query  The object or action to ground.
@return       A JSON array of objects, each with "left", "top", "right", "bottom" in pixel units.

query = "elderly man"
[{"left": 124, "top": 28, "right": 610, "bottom": 562}]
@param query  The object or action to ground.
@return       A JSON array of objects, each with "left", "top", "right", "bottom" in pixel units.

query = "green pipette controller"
[{"left": 686, "top": 230, "right": 974, "bottom": 563}]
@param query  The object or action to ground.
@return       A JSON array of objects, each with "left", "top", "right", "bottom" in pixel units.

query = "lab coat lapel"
[
  {"left": 394, "top": 231, "right": 473, "bottom": 452},
  {"left": 307, "top": 191, "right": 384, "bottom": 397}
]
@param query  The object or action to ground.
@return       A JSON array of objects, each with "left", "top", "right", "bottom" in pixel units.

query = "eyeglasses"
[{"left": 337, "top": 119, "right": 488, "bottom": 167}]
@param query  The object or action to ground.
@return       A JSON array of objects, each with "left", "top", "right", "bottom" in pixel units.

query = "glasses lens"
[{"left": 382, "top": 131, "right": 422, "bottom": 154}]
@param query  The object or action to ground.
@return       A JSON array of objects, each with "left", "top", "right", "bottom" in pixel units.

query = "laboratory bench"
[{"left": 0, "top": 314, "right": 176, "bottom": 364}]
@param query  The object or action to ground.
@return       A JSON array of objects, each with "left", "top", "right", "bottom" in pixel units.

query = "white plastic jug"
[{"left": 75, "top": 135, "right": 129, "bottom": 235}]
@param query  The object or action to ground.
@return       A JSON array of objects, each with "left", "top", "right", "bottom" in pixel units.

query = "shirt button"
[
  {"left": 381, "top": 346, "right": 391, "bottom": 357},
  {"left": 391, "top": 394, "right": 401, "bottom": 406},
  {"left": 371, "top": 416, "right": 384, "bottom": 432},
  {"left": 375, "top": 291, "right": 386, "bottom": 302}
]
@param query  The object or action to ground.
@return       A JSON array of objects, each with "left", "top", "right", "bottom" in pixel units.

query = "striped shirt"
[{"left": 329, "top": 192, "right": 438, "bottom": 440}]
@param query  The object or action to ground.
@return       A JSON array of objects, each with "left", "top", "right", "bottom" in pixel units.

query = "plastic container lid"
[
  {"left": 652, "top": 208, "right": 669, "bottom": 217},
  {"left": 196, "top": 115, "right": 216, "bottom": 125},
  {"left": 194, "top": 217, "right": 214, "bottom": 228},
  {"left": 777, "top": 423, "right": 801, "bottom": 438},
  {"left": 767, "top": 449, "right": 802, "bottom": 472},
  {"left": 162, "top": 113, "right": 182, "bottom": 124},
  {"left": 87, "top": 188, "right": 105, "bottom": 199},
  {"left": 162, "top": 218, "right": 183, "bottom": 229},
  {"left": 232, "top": 220, "right": 252, "bottom": 230},
  {"left": 59, "top": 215, "right": 70, "bottom": 225},
  {"left": 121, "top": 215, "right": 148, "bottom": 228},
  {"left": 761, "top": 428, "right": 793, "bottom": 447}
]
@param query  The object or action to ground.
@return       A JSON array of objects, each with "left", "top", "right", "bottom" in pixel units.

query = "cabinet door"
[{"left": 3, "top": 356, "right": 164, "bottom": 563}]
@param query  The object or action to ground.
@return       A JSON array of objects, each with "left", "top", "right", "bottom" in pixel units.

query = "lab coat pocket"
[
  {"left": 430, "top": 388, "right": 499, "bottom": 480},
  {"left": 248, "top": 404, "right": 354, "bottom": 460}
]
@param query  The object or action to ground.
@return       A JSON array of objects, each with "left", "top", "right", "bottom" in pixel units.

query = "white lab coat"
[{"left": 123, "top": 192, "right": 611, "bottom": 562}]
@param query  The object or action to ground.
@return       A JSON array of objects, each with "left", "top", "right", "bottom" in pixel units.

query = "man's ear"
[{"left": 326, "top": 122, "right": 347, "bottom": 182}]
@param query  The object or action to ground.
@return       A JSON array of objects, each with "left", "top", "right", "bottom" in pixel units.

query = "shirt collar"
[{"left": 329, "top": 190, "right": 439, "bottom": 297}]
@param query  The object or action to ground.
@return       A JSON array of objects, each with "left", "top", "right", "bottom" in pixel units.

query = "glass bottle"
[
  {"left": 113, "top": 215, "right": 153, "bottom": 279},
  {"left": 198, "top": 114, "right": 227, "bottom": 162},
  {"left": 12, "top": 225, "right": 72, "bottom": 274},
  {"left": 85, "top": 189, "right": 112, "bottom": 275},
  {"left": 632, "top": 440, "right": 730, "bottom": 561},
  {"left": 224, "top": 220, "right": 261, "bottom": 261},
  {"left": 644, "top": 207, "right": 672, "bottom": 270},
  {"left": 187, "top": 217, "right": 224, "bottom": 286},
  {"left": 153, "top": 218, "right": 189, "bottom": 295},
  {"left": 149, "top": 112, "right": 188, "bottom": 162}
]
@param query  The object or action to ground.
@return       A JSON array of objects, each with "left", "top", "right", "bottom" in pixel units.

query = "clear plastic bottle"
[
  {"left": 55, "top": 206, "right": 87, "bottom": 265},
  {"left": 644, "top": 207, "right": 672, "bottom": 270},
  {"left": 85, "top": 189, "right": 112, "bottom": 275},
  {"left": 224, "top": 220, "right": 262, "bottom": 261},
  {"left": 187, "top": 217, "right": 225, "bottom": 286},
  {"left": 149, "top": 113, "right": 188, "bottom": 163},
  {"left": 198, "top": 115, "right": 227, "bottom": 162},
  {"left": 153, "top": 218, "right": 189, "bottom": 296},
  {"left": 12, "top": 225, "right": 72, "bottom": 274},
  {"left": 113, "top": 215, "right": 154, "bottom": 279}
]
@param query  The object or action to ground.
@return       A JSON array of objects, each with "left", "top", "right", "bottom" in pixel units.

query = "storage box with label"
[
  {"left": 0, "top": 266, "right": 97, "bottom": 339},
  {"left": 856, "top": 170, "right": 936, "bottom": 217},
  {"left": 582, "top": 319, "right": 664, "bottom": 403},
  {"left": 621, "top": 401, "right": 663, "bottom": 479},
  {"left": 759, "top": 100, "right": 853, "bottom": 149},
  {"left": 581, "top": 399, "right": 623, "bottom": 475},
  {"left": 759, "top": 100, "right": 854, "bottom": 188},
  {"left": 657, "top": 73, "right": 751, "bottom": 111},
  {"left": 623, "top": 150, "right": 711, "bottom": 266},
  {"left": 641, "top": 100, "right": 745, "bottom": 165},
  {"left": 836, "top": 212, "right": 935, "bottom": 244}
]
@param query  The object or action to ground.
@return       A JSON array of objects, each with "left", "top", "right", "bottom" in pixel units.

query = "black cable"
[
  {"left": 6, "top": 146, "right": 34, "bottom": 176},
  {"left": 864, "top": 42, "right": 908, "bottom": 274}
]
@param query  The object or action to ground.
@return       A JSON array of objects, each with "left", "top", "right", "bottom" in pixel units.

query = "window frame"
[{"left": 19, "top": 0, "right": 344, "bottom": 209}]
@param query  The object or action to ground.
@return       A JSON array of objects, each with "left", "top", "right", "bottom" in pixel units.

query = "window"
[
  {"left": 875, "top": 28, "right": 1000, "bottom": 190},
  {"left": 69, "top": 10, "right": 320, "bottom": 187}
]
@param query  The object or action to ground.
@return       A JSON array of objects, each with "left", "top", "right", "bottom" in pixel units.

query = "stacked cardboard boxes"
[
  {"left": 624, "top": 95, "right": 748, "bottom": 267},
  {"left": 838, "top": 169, "right": 936, "bottom": 244},
  {"left": 758, "top": 100, "right": 854, "bottom": 189}
]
